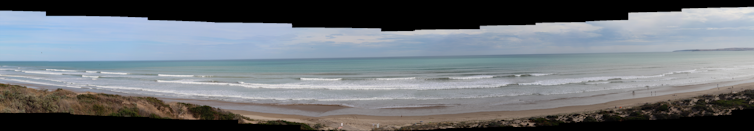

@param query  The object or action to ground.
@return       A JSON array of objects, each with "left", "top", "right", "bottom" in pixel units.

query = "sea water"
[{"left": 1, "top": 51, "right": 754, "bottom": 116}]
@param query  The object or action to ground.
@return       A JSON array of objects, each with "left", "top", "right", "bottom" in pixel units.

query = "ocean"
[{"left": 1, "top": 51, "right": 754, "bottom": 116}]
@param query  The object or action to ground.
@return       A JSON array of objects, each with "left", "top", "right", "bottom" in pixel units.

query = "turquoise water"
[{"left": 1, "top": 51, "right": 754, "bottom": 116}]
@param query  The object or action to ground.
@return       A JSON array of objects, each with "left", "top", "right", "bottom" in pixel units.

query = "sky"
[{"left": 2, "top": 7, "right": 754, "bottom": 61}]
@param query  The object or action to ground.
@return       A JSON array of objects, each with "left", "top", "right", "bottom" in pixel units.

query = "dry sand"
[{"left": 5, "top": 80, "right": 754, "bottom": 130}]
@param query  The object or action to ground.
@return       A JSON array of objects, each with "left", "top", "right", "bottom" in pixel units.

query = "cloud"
[{"left": 4, "top": 8, "right": 754, "bottom": 61}]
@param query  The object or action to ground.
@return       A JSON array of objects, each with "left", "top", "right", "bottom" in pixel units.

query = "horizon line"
[{"left": 0, "top": 51, "right": 685, "bottom": 62}]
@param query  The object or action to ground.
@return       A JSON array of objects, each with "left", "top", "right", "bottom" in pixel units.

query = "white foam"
[
  {"left": 448, "top": 75, "right": 494, "bottom": 80},
  {"left": 518, "top": 75, "right": 661, "bottom": 86},
  {"left": 0, "top": 78, "right": 82, "bottom": 88},
  {"left": 46, "top": 69, "right": 77, "bottom": 72},
  {"left": 585, "top": 81, "right": 611, "bottom": 85},
  {"left": 86, "top": 71, "right": 98, "bottom": 73},
  {"left": 158, "top": 79, "right": 512, "bottom": 90},
  {"left": 157, "top": 80, "right": 232, "bottom": 85},
  {"left": 82, "top": 75, "right": 99, "bottom": 78},
  {"left": 100, "top": 72, "right": 128, "bottom": 75},
  {"left": 238, "top": 81, "right": 245, "bottom": 84},
  {"left": 530, "top": 73, "right": 554, "bottom": 76},
  {"left": 22, "top": 71, "right": 62, "bottom": 75},
  {"left": 158, "top": 74, "right": 195, "bottom": 77},
  {"left": 514, "top": 74, "right": 522, "bottom": 77},
  {"left": 375, "top": 105, "right": 446, "bottom": 109},
  {"left": 300, "top": 78, "right": 342, "bottom": 81},
  {"left": 662, "top": 69, "right": 697, "bottom": 75},
  {"left": 375, "top": 77, "right": 415, "bottom": 80}
]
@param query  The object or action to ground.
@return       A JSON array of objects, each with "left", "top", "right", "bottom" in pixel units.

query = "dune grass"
[{"left": 0, "top": 83, "right": 317, "bottom": 130}]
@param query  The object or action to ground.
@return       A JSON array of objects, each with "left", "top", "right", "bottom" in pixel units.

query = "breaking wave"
[
  {"left": 158, "top": 74, "right": 195, "bottom": 77},
  {"left": 300, "top": 78, "right": 342, "bottom": 81}
]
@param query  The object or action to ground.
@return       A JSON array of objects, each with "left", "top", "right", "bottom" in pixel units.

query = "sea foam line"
[
  {"left": 82, "top": 75, "right": 99, "bottom": 78},
  {"left": 158, "top": 74, "right": 195, "bottom": 77},
  {"left": 375, "top": 77, "right": 416, "bottom": 80},
  {"left": 46, "top": 69, "right": 77, "bottom": 72},
  {"left": 86, "top": 71, "right": 98, "bottom": 73},
  {"left": 519, "top": 69, "right": 705, "bottom": 86},
  {"left": 100, "top": 72, "right": 128, "bottom": 75},
  {"left": 0, "top": 78, "right": 82, "bottom": 88},
  {"left": 530, "top": 73, "right": 554, "bottom": 76},
  {"left": 448, "top": 75, "right": 494, "bottom": 80},
  {"left": 158, "top": 80, "right": 512, "bottom": 90},
  {"left": 300, "top": 78, "right": 342, "bottom": 81},
  {"left": 22, "top": 71, "right": 62, "bottom": 75}
]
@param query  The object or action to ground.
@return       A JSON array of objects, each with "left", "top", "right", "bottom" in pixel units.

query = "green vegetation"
[
  {"left": 186, "top": 105, "right": 236, "bottom": 120},
  {"left": 109, "top": 107, "right": 141, "bottom": 117},
  {"left": 257, "top": 120, "right": 315, "bottom": 130},
  {"left": 531, "top": 117, "right": 563, "bottom": 126},
  {"left": 601, "top": 114, "right": 622, "bottom": 122},
  {"left": 582, "top": 116, "right": 598, "bottom": 122},
  {"left": 313, "top": 123, "right": 325, "bottom": 129},
  {"left": 623, "top": 111, "right": 649, "bottom": 121},
  {"left": 658, "top": 104, "right": 669, "bottom": 111},
  {"left": 652, "top": 113, "right": 680, "bottom": 120},
  {"left": 0, "top": 83, "right": 315, "bottom": 129},
  {"left": 711, "top": 99, "right": 747, "bottom": 107},
  {"left": 92, "top": 104, "right": 107, "bottom": 115},
  {"left": 149, "top": 114, "right": 169, "bottom": 119}
]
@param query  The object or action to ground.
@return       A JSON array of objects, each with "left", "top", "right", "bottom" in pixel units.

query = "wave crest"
[
  {"left": 300, "top": 78, "right": 342, "bottom": 81},
  {"left": 375, "top": 77, "right": 415, "bottom": 80},
  {"left": 448, "top": 75, "right": 494, "bottom": 80},
  {"left": 100, "top": 72, "right": 128, "bottom": 75},
  {"left": 158, "top": 74, "right": 195, "bottom": 77}
]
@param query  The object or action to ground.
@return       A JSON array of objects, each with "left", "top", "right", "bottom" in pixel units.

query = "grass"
[{"left": 0, "top": 83, "right": 321, "bottom": 128}]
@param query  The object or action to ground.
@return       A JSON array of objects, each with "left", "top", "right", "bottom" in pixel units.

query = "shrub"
[
  {"left": 313, "top": 123, "right": 325, "bottom": 129},
  {"left": 695, "top": 100, "right": 707, "bottom": 105},
  {"left": 602, "top": 114, "right": 622, "bottom": 122},
  {"left": 149, "top": 114, "right": 170, "bottom": 119},
  {"left": 110, "top": 107, "right": 141, "bottom": 117},
  {"left": 711, "top": 99, "right": 746, "bottom": 108},
  {"left": 703, "top": 112, "right": 714, "bottom": 117},
  {"left": 582, "top": 116, "right": 598, "bottom": 123},
  {"left": 680, "top": 111, "right": 691, "bottom": 117},
  {"left": 658, "top": 104, "right": 669, "bottom": 111},
  {"left": 92, "top": 104, "right": 107, "bottom": 115},
  {"left": 188, "top": 105, "right": 217, "bottom": 120},
  {"left": 98, "top": 93, "right": 120, "bottom": 97},
  {"left": 77, "top": 94, "right": 98, "bottom": 100},
  {"left": 259, "top": 120, "right": 315, "bottom": 130},
  {"left": 692, "top": 105, "right": 713, "bottom": 112},
  {"left": 629, "top": 111, "right": 643, "bottom": 116},
  {"left": 486, "top": 122, "right": 503, "bottom": 127},
  {"left": 186, "top": 105, "right": 236, "bottom": 120}
]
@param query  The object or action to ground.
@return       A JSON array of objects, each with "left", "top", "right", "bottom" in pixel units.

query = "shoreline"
[{"left": 4, "top": 79, "right": 754, "bottom": 130}]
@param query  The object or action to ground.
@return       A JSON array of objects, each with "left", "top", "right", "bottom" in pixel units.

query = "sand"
[
  {"left": 4, "top": 79, "right": 754, "bottom": 130},
  {"left": 224, "top": 80, "right": 754, "bottom": 130}
]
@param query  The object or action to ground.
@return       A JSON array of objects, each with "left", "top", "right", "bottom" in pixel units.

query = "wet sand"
[{"left": 4, "top": 79, "right": 754, "bottom": 130}]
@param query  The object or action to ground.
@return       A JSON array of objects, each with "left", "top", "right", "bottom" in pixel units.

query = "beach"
[{"left": 7, "top": 77, "right": 754, "bottom": 130}]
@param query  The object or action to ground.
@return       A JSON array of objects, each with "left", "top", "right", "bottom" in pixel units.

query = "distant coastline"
[{"left": 673, "top": 47, "right": 754, "bottom": 52}]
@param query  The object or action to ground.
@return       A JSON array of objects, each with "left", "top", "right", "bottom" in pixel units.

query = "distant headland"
[{"left": 673, "top": 47, "right": 754, "bottom": 52}]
